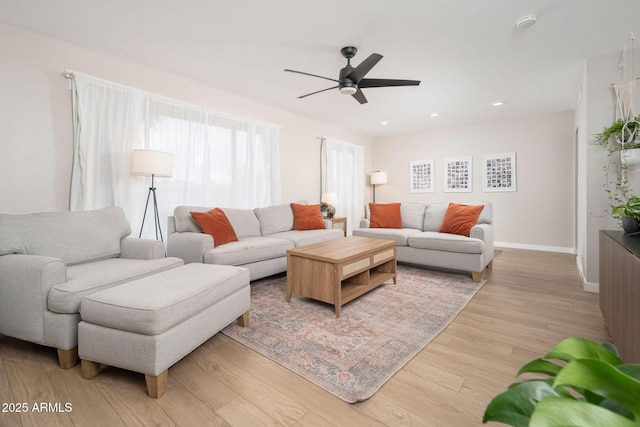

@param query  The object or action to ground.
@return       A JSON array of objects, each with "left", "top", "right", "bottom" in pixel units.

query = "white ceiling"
[{"left": 1, "top": 0, "right": 639, "bottom": 137}]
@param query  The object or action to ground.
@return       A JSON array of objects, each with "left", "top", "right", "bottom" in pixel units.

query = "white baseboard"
[
  {"left": 575, "top": 255, "right": 599, "bottom": 293},
  {"left": 494, "top": 241, "right": 576, "bottom": 255}
]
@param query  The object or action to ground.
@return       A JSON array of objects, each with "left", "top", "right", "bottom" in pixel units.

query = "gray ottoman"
[{"left": 78, "top": 263, "right": 250, "bottom": 398}]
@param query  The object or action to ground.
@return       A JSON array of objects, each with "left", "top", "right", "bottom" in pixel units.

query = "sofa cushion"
[
  {"left": 203, "top": 236, "right": 293, "bottom": 266},
  {"left": 254, "top": 204, "right": 294, "bottom": 235},
  {"left": 291, "top": 203, "right": 325, "bottom": 230},
  {"left": 401, "top": 203, "right": 427, "bottom": 230},
  {"left": 423, "top": 202, "right": 492, "bottom": 231},
  {"left": 80, "top": 263, "right": 249, "bottom": 336},
  {"left": 370, "top": 203, "right": 402, "bottom": 228},
  {"left": 408, "top": 231, "right": 484, "bottom": 254},
  {"left": 352, "top": 228, "right": 422, "bottom": 246},
  {"left": 48, "top": 256, "right": 184, "bottom": 314},
  {"left": 0, "top": 207, "right": 131, "bottom": 265},
  {"left": 190, "top": 208, "right": 238, "bottom": 247},
  {"left": 439, "top": 203, "right": 485, "bottom": 237},
  {"left": 221, "top": 208, "right": 262, "bottom": 238},
  {"left": 268, "top": 229, "right": 344, "bottom": 247}
]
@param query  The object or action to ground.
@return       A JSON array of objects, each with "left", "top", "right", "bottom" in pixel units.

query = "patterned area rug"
[{"left": 222, "top": 265, "right": 485, "bottom": 402}]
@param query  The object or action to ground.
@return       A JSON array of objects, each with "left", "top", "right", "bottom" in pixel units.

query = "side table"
[{"left": 327, "top": 216, "right": 347, "bottom": 236}]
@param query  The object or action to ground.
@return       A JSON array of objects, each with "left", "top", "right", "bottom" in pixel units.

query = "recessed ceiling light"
[
  {"left": 516, "top": 14, "right": 537, "bottom": 29},
  {"left": 429, "top": 113, "right": 439, "bottom": 117},
  {"left": 380, "top": 121, "right": 388, "bottom": 125},
  {"left": 492, "top": 101, "right": 505, "bottom": 107}
]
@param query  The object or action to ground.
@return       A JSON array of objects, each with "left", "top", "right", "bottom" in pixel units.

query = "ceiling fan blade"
[
  {"left": 284, "top": 69, "right": 339, "bottom": 83},
  {"left": 358, "top": 78, "right": 421, "bottom": 88},
  {"left": 297, "top": 85, "right": 339, "bottom": 99},
  {"left": 352, "top": 89, "right": 368, "bottom": 104},
  {"left": 346, "top": 53, "right": 383, "bottom": 83}
]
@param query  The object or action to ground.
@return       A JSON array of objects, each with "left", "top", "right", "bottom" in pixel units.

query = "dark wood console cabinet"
[{"left": 599, "top": 230, "right": 640, "bottom": 362}]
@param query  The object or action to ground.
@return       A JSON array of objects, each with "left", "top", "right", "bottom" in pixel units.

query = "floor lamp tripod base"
[{"left": 138, "top": 174, "right": 164, "bottom": 242}]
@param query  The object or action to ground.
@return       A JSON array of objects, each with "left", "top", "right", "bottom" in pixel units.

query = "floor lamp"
[
  {"left": 370, "top": 171, "right": 387, "bottom": 203},
  {"left": 131, "top": 149, "right": 174, "bottom": 242}
]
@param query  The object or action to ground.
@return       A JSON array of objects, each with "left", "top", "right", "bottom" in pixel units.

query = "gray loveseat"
[
  {"left": 167, "top": 204, "right": 344, "bottom": 280},
  {"left": 353, "top": 202, "right": 494, "bottom": 282},
  {"left": 0, "top": 207, "right": 184, "bottom": 368}
]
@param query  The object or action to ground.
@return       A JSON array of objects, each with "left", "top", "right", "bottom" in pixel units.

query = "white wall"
[
  {"left": 0, "top": 24, "right": 372, "bottom": 214},
  {"left": 577, "top": 47, "right": 640, "bottom": 288},
  {"left": 372, "top": 111, "right": 576, "bottom": 251}
]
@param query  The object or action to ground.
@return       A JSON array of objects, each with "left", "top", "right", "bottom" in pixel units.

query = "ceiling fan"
[{"left": 284, "top": 46, "right": 420, "bottom": 104}]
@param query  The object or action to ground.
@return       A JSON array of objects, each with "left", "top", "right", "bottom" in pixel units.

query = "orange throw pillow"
[
  {"left": 190, "top": 208, "right": 238, "bottom": 247},
  {"left": 369, "top": 203, "right": 402, "bottom": 228},
  {"left": 439, "top": 203, "right": 485, "bottom": 237},
  {"left": 291, "top": 203, "right": 326, "bottom": 230}
]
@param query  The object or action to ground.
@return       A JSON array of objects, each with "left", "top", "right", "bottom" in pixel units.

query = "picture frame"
[
  {"left": 483, "top": 152, "right": 516, "bottom": 192},
  {"left": 443, "top": 156, "right": 472, "bottom": 192},
  {"left": 410, "top": 159, "right": 434, "bottom": 193}
]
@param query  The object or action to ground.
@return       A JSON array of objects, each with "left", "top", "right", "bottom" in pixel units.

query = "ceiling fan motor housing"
[{"left": 339, "top": 65, "right": 357, "bottom": 94}]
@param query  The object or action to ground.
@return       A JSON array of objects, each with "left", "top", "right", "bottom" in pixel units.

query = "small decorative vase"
[
  {"left": 321, "top": 211, "right": 327, "bottom": 218},
  {"left": 621, "top": 217, "right": 640, "bottom": 234}
]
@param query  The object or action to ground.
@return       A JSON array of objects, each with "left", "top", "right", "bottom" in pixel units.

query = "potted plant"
[
  {"left": 612, "top": 196, "right": 640, "bottom": 234},
  {"left": 483, "top": 337, "right": 640, "bottom": 426}
]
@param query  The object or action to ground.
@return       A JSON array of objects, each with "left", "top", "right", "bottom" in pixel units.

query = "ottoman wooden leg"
[
  {"left": 57, "top": 347, "right": 78, "bottom": 369},
  {"left": 81, "top": 359, "right": 101, "bottom": 379},
  {"left": 237, "top": 310, "right": 250, "bottom": 327},
  {"left": 471, "top": 271, "right": 482, "bottom": 283},
  {"left": 145, "top": 369, "right": 168, "bottom": 398}
]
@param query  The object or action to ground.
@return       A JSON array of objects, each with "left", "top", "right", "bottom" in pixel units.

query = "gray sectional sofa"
[
  {"left": 167, "top": 204, "right": 344, "bottom": 280},
  {"left": 353, "top": 202, "right": 494, "bottom": 282},
  {"left": 0, "top": 207, "right": 184, "bottom": 368}
]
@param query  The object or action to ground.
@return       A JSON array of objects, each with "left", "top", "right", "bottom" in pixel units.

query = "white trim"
[
  {"left": 575, "top": 256, "right": 599, "bottom": 293},
  {"left": 494, "top": 241, "right": 576, "bottom": 254}
]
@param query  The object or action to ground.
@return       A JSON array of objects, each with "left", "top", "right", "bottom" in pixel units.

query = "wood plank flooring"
[{"left": 0, "top": 248, "right": 610, "bottom": 426}]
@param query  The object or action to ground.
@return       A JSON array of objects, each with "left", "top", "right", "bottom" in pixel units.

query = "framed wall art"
[
  {"left": 483, "top": 152, "right": 516, "bottom": 192},
  {"left": 410, "top": 159, "right": 434, "bottom": 193},
  {"left": 443, "top": 156, "right": 472, "bottom": 192}
]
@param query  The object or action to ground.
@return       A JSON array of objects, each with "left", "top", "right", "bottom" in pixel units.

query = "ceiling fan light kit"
[{"left": 285, "top": 46, "right": 420, "bottom": 104}]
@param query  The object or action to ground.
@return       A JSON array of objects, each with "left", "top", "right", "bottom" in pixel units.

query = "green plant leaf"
[
  {"left": 545, "top": 337, "right": 622, "bottom": 365},
  {"left": 553, "top": 359, "right": 640, "bottom": 418},
  {"left": 483, "top": 380, "right": 559, "bottom": 426},
  {"left": 529, "top": 397, "right": 638, "bottom": 427},
  {"left": 619, "top": 364, "right": 640, "bottom": 381},
  {"left": 517, "top": 359, "right": 562, "bottom": 378}
]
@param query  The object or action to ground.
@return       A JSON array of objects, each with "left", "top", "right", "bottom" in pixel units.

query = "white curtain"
[
  {"left": 321, "top": 137, "right": 365, "bottom": 235},
  {"left": 69, "top": 72, "right": 281, "bottom": 239}
]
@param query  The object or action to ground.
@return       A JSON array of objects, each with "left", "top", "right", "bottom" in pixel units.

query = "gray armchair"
[{"left": 0, "top": 207, "right": 183, "bottom": 368}]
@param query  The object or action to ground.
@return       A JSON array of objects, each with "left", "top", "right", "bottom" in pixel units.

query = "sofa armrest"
[
  {"left": 470, "top": 223, "right": 494, "bottom": 266},
  {"left": 120, "top": 237, "right": 166, "bottom": 260},
  {"left": 323, "top": 219, "right": 332, "bottom": 229},
  {"left": 167, "top": 231, "right": 213, "bottom": 264},
  {"left": 0, "top": 254, "right": 66, "bottom": 343},
  {"left": 359, "top": 219, "right": 370, "bottom": 228}
]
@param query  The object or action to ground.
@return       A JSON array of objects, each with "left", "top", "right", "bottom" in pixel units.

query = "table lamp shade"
[
  {"left": 371, "top": 171, "right": 388, "bottom": 185},
  {"left": 131, "top": 149, "right": 174, "bottom": 178},
  {"left": 321, "top": 192, "right": 338, "bottom": 205}
]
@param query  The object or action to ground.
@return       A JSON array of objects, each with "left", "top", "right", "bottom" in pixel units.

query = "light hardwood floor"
[{"left": 0, "top": 248, "right": 610, "bottom": 426}]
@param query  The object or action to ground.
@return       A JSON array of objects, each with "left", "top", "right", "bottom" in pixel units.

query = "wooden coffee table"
[{"left": 286, "top": 236, "right": 397, "bottom": 317}]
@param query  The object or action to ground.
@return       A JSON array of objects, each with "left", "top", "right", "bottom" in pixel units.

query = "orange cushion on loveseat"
[
  {"left": 439, "top": 203, "right": 484, "bottom": 237},
  {"left": 291, "top": 203, "right": 326, "bottom": 230},
  {"left": 190, "top": 208, "right": 238, "bottom": 247},
  {"left": 369, "top": 203, "right": 402, "bottom": 228}
]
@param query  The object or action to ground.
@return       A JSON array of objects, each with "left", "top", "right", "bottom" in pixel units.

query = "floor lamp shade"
[
  {"left": 131, "top": 149, "right": 174, "bottom": 178},
  {"left": 370, "top": 171, "right": 388, "bottom": 185},
  {"left": 371, "top": 171, "right": 387, "bottom": 203}
]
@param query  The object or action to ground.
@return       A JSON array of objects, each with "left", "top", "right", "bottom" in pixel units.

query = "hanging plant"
[{"left": 595, "top": 115, "right": 640, "bottom": 153}]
